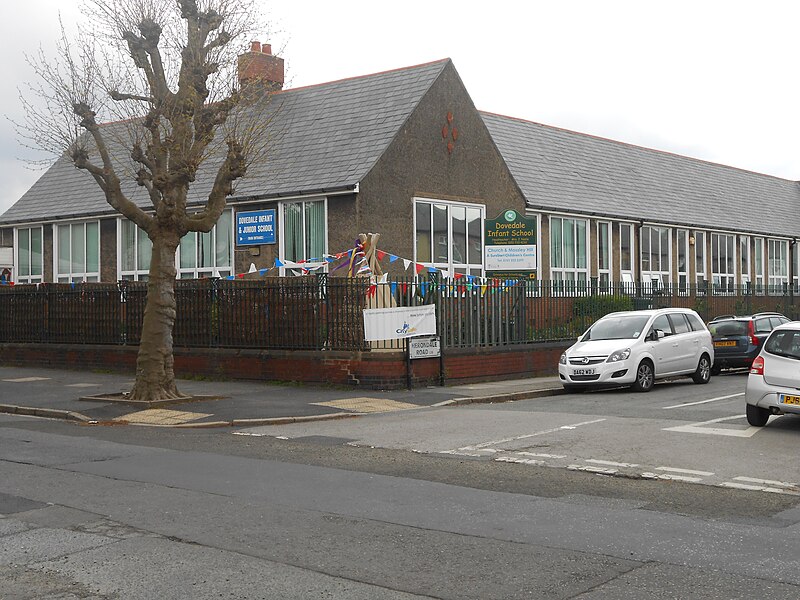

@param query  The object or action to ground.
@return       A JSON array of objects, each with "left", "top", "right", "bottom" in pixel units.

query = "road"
[{"left": 2, "top": 372, "right": 800, "bottom": 598}]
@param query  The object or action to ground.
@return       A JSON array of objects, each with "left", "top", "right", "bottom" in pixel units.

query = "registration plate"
[
  {"left": 572, "top": 368, "right": 595, "bottom": 376},
  {"left": 714, "top": 340, "right": 737, "bottom": 347},
  {"left": 780, "top": 394, "right": 800, "bottom": 406}
]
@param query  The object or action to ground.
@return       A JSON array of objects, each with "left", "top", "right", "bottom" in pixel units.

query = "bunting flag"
[
  {"left": 402, "top": 258, "right": 411, "bottom": 270},
  {"left": 389, "top": 254, "right": 399, "bottom": 263},
  {"left": 414, "top": 263, "right": 425, "bottom": 275},
  {"left": 376, "top": 250, "right": 386, "bottom": 261}
]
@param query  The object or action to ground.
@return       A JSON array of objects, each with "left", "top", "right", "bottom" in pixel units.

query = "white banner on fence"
[{"left": 363, "top": 305, "right": 437, "bottom": 342}]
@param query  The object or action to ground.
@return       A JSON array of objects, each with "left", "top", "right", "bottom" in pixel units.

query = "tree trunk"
[{"left": 129, "top": 232, "right": 184, "bottom": 402}]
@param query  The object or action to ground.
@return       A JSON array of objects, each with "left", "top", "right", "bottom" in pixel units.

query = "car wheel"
[
  {"left": 746, "top": 403, "right": 770, "bottom": 427},
  {"left": 630, "top": 360, "right": 654, "bottom": 392},
  {"left": 692, "top": 354, "right": 711, "bottom": 384}
]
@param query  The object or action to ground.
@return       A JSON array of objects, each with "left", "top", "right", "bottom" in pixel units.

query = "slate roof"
[
  {"left": 0, "top": 59, "right": 450, "bottom": 224},
  {"left": 481, "top": 112, "right": 800, "bottom": 238}
]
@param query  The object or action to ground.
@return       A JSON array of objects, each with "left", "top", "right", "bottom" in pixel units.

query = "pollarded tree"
[{"left": 18, "top": 0, "right": 274, "bottom": 402}]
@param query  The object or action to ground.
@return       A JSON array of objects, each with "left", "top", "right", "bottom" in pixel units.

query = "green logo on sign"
[{"left": 504, "top": 210, "right": 517, "bottom": 222}]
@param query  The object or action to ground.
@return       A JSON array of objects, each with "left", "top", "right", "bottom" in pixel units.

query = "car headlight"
[
  {"left": 607, "top": 348, "right": 631, "bottom": 363},
  {"left": 559, "top": 352, "right": 567, "bottom": 365}
]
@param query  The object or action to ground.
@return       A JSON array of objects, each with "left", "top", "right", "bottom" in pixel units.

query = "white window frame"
[
  {"left": 413, "top": 198, "right": 485, "bottom": 277},
  {"left": 768, "top": 238, "right": 789, "bottom": 294},
  {"left": 14, "top": 225, "right": 44, "bottom": 284},
  {"left": 619, "top": 223, "right": 635, "bottom": 291},
  {"left": 694, "top": 231, "right": 707, "bottom": 293},
  {"left": 596, "top": 221, "right": 612, "bottom": 292},
  {"left": 54, "top": 220, "right": 100, "bottom": 283},
  {"left": 753, "top": 237, "right": 765, "bottom": 294},
  {"left": 677, "top": 229, "right": 689, "bottom": 295},
  {"left": 178, "top": 209, "right": 234, "bottom": 279},
  {"left": 710, "top": 232, "right": 736, "bottom": 295},
  {"left": 549, "top": 216, "right": 589, "bottom": 290},
  {"left": 279, "top": 198, "right": 328, "bottom": 275},
  {"left": 640, "top": 225, "right": 671, "bottom": 290},
  {"left": 117, "top": 218, "right": 153, "bottom": 281},
  {"left": 739, "top": 235, "right": 750, "bottom": 290}
]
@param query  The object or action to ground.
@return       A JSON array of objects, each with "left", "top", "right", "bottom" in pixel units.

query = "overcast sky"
[{"left": 2, "top": 0, "right": 799, "bottom": 215}]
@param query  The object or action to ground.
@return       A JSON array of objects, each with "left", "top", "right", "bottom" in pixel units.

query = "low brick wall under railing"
[{"left": 0, "top": 342, "right": 569, "bottom": 390}]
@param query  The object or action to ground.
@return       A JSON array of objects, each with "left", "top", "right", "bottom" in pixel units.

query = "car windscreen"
[
  {"left": 584, "top": 315, "right": 650, "bottom": 341},
  {"left": 708, "top": 321, "right": 748, "bottom": 337},
  {"left": 764, "top": 330, "right": 800, "bottom": 360}
]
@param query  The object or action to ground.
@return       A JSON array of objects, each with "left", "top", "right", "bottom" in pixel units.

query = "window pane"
[
  {"left": 304, "top": 201, "right": 325, "bottom": 260},
  {"left": 198, "top": 231, "right": 213, "bottom": 268},
  {"left": 30, "top": 227, "right": 42, "bottom": 276},
  {"left": 180, "top": 232, "right": 196, "bottom": 269},
  {"left": 659, "top": 228, "right": 669, "bottom": 273},
  {"left": 283, "top": 202, "right": 302, "bottom": 263},
  {"left": 451, "top": 206, "right": 466, "bottom": 265},
  {"left": 415, "top": 203, "right": 431, "bottom": 263},
  {"left": 576, "top": 220, "right": 586, "bottom": 269},
  {"left": 550, "top": 218, "right": 562, "bottom": 268},
  {"left": 620, "top": 224, "right": 631, "bottom": 271},
  {"left": 433, "top": 204, "right": 448, "bottom": 263},
  {"left": 138, "top": 226, "right": 152, "bottom": 272},
  {"left": 58, "top": 224, "right": 71, "bottom": 274},
  {"left": 641, "top": 227, "right": 651, "bottom": 271},
  {"left": 598, "top": 223, "right": 609, "bottom": 270},
  {"left": 215, "top": 210, "right": 231, "bottom": 267},
  {"left": 71, "top": 224, "right": 85, "bottom": 273},
  {"left": 86, "top": 222, "right": 99, "bottom": 273},
  {"left": 121, "top": 221, "right": 135, "bottom": 271},
  {"left": 467, "top": 208, "right": 481, "bottom": 265},
  {"left": 18, "top": 229, "right": 30, "bottom": 276},
  {"left": 563, "top": 219, "right": 575, "bottom": 268}
]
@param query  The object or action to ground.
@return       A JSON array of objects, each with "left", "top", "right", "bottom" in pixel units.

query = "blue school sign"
[{"left": 236, "top": 209, "right": 276, "bottom": 245}]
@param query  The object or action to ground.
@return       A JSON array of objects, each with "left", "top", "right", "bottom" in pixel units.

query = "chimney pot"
[
  {"left": 261, "top": 43, "right": 272, "bottom": 55},
  {"left": 250, "top": 40, "right": 261, "bottom": 52}
]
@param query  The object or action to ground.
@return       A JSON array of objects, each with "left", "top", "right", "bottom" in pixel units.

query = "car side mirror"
[{"left": 648, "top": 329, "right": 665, "bottom": 341}]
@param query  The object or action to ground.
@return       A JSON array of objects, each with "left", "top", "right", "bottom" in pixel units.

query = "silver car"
[{"left": 745, "top": 321, "right": 800, "bottom": 427}]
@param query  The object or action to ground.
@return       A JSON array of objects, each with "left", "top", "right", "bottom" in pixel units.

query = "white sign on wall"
[
  {"left": 484, "top": 244, "right": 537, "bottom": 271},
  {"left": 409, "top": 335, "right": 441, "bottom": 359},
  {"left": 363, "top": 305, "right": 437, "bottom": 342}
]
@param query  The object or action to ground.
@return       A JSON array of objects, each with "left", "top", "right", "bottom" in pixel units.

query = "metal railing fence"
[{"left": 1, "top": 277, "right": 798, "bottom": 350}]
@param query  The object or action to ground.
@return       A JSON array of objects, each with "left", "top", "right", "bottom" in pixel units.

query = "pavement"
[{"left": 0, "top": 365, "right": 563, "bottom": 428}]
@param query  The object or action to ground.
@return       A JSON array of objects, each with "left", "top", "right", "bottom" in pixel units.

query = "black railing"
[{"left": 1, "top": 277, "right": 798, "bottom": 350}]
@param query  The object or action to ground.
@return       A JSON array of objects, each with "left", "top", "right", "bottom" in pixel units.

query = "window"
[
  {"left": 651, "top": 314, "right": 672, "bottom": 335},
  {"left": 550, "top": 216, "right": 588, "bottom": 287},
  {"left": 677, "top": 229, "right": 689, "bottom": 294},
  {"left": 619, "top": 223, "right": 634, "bottom": 290},
  {"left": 119, "top": 219, "right": 153, "bottom": 281},
  {"left": 55, "top": 221, "right": 100, "bottom": 282},
  {"left": 794, "top": 242, "right": 800, "bottom": 293},
  {"left": 640, "top": 226, "right": 670, "bottom": 289},
  {"left": 597, "top": 221, "right": 611, "bottom": 291},
  {"left": 179, "top": 209, "right": 233, "bottom": 279},
  {"left": 686, "top": 312, "right": 705, "bottom": 332},
  {"left": 15, "top": 226, "right": 43, "bottom": 284},
  {"left": 768, "top": 239, "right": 788, "bottom": 294},
  {"left": 694, "top": 231, "right": 706, "bottom": 291},
  {"left": 414, "top": 199, "right": 483, "bottom": 276},
  {"left": 739, "top": 236, "right": 750, "bottom": 290},
  {"left": 668, "top": 313, "right": 690, "bottom": 334},
  {"left": 754, "top": 237, "right": 764, "bottom": 294},
  {"left": 711, "top": 233, "right": 735, "bottom": 294},
  {"left": 282, "top": 199, "right": 326, "bottom": 269}
]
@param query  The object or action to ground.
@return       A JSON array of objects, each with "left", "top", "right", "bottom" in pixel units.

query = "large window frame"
[
  {"left": 15, "top": 225, "right": 44, "bottom": 284},
  {"left": 694, "top": 231, "right": 707, "bottom": 292},
  {"left": 414, "top": 198, "right": 484, "bottom": 277},
  {"left": 677, "top": 229, "right": 689, "bottom": 294},
  {"left": 711, "top": 232, "right": 736, "bottom": 294},
  {"left": 619, "top": 222, "right": 634, "bottom": 289},
  {"left": 118, "top": 218, "right": 153, "bottom": 281},
  {"left": 739, "top": 235, "right": 750, "bottom": 289},
  {"left": 280, "top": 198, "right": 328, "bottom": 272},
  {"left": 640, "top": 225, "right": 671, "bottom": 289},
  {"left": 178, "top": 209, "right": 233, "bottom": 279},
  {"left": 54, "top": 221, "right": 100, "bottom": 283},
  {"left": 550, "top": 216, "right": 588, "bottom": 286},
  {"left": 768, "top": 238, "right": 789, "bottom": 294},
  {"left": 753, "top": 237, "right": 765, "bottom": 294},
  {"left": 596, "top": 221, "right": 612, "bottom": 292}
]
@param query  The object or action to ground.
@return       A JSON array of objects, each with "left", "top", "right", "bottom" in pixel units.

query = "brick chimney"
[{"left": 238, "top": 41, "right": 284, "bottom": 94}]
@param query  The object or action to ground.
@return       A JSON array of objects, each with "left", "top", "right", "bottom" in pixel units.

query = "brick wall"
[{"left": 0, "top": 342, "right": 568, "bottom": 389}]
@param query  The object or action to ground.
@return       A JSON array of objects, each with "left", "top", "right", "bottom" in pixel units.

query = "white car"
[
  {"left": 744, "top": 321, "right": 800, "bottom": 427},
  {"left": 559, "top": 308, "right": 714, "bottom": 392}
]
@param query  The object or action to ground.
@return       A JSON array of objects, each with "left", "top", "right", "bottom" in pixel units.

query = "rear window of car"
[
  {"left": 668, "top": 313, "right": 691, "bottom": 334},
  {"left": 754, "top": 318, "right": 772, "bottom": 333},
  {"left": 764, "top": 330, "right": 800, "bottom": 360},
  {"left": 686, "top": 313, "right": 706, "bottom": 332},
  {"left": 708, "top": 321, "right": 748, "bottom": 337}
]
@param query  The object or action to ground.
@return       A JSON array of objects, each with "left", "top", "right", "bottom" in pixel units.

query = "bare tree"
[{"left": 17, "top": 0, "right": 274, "bottom": 402}]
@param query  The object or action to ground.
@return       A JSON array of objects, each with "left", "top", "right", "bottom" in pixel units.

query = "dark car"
[{"left": 707, "top": 313, "right": 790, "bottom": 374}]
